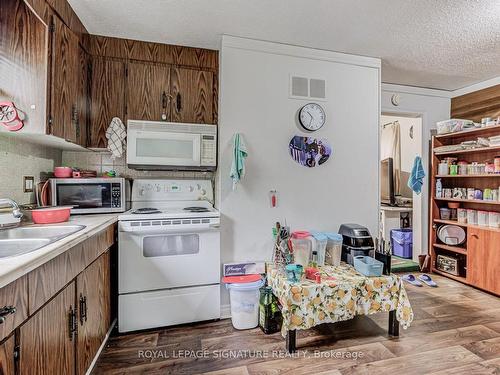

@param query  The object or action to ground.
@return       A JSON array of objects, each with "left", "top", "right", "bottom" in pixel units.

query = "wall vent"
[{"left": 289, "top": 75, "right": 327, "bottom": 101}]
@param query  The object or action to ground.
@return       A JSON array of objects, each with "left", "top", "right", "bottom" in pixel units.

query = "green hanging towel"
[{"left": 230, "top": 133, "right": 248, "bottom": 190}]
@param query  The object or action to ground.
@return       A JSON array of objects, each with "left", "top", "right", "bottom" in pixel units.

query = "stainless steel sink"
[
  {"left": 0, "top": 224, "right": 85, "bottom": 258},
  {"left": 0, "top": 239, "right": 51, "bottom": 258}
]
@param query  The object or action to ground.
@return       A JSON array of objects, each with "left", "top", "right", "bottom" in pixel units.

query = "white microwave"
[{"left": 127, "top": 120, "right": 217, "bottom": 171}]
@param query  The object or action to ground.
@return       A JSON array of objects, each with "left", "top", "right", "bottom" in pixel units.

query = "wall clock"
[{"left": 298, "top": 103, "right": 325, "bottom": 131}]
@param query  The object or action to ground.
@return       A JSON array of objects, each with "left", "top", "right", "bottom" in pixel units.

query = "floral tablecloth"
[{"left": 267, "top": 263, "right": 413, "bottom": 337}]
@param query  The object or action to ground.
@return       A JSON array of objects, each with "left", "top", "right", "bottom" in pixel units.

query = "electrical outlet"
[{"left": 23, "top": 176, "right": 34, "bottom": 193}]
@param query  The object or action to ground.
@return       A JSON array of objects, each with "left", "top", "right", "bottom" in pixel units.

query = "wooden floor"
[{"left": 93, "top": 274, "right": 500, "bottom": 375}]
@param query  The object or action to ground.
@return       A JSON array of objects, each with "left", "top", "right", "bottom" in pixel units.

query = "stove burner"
[
  {"left": 183, "top": 206, "right": 210, "bottom": 213},
  {"left": 132, "top": 208, "right": 161, "bottom": 214}
]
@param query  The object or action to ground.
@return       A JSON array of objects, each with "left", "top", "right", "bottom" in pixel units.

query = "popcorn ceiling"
[{"left": 69, "top": 0, "right": 500, "bottom": 90}]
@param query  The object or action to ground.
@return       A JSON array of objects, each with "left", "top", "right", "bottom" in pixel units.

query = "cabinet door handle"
[
  {"left": 176, "top": 93, "right": 182, "bottom": 112},
  {"left": 68, "top": 306, "right": 75, "bottom": 340},
  {"left": 0, "top": 306, "right": 16, "bottom": 324},
  {"left": 471, "top": 234, "right": 479, "bottom": 239},
  {"left": 79, "top": 294, "right": 87, "bottom": 325},
  {"left": 162, "top": 91, "right": 167, "bottom": 109}
]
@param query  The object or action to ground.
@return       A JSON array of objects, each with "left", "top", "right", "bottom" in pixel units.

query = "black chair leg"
[
  {"left": 388, "top": 310, "right": 399, "bottom": 336},
  {"left": 286, "top": 330, "right": 297, "bottom": 353}
]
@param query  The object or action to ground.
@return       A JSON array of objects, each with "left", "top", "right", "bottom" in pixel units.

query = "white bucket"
[{"left": 226, "top": 279, "right": 264, "bottom": 330}]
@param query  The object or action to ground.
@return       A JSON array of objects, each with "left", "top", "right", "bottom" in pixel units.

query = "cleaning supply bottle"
[{"left": 436, "top": 178, "right": 442, "bottom": 198}]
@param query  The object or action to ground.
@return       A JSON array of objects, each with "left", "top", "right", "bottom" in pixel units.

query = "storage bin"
[
  {"left": 353, "top": 256, "right": 383, "bottom": 277},
  {"left": 311, "top": 232, "right": 327, "bottom": 266},
  {"left": 391, "top": 228, "right": 413, "bottom": 259},
  {"left": 226, "top": 278, "right": 265, "bottom": 330},
  {"left": 325, "top": 233, "right": 343, "bottom": 266}
]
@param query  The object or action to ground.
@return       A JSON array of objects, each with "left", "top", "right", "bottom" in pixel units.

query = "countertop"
[{"left": 0, "top": 214, "right": 118, "bottom": 289}]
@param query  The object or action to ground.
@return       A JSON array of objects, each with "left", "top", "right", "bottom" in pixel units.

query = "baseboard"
[
  {"left": 220, "top": 304, "right": 231, "bottom": 319},
  {"left": 85, "top": 318, "right": 117, "bottom": 375}
]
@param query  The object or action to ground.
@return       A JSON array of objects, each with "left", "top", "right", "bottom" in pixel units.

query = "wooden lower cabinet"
[
  {"left": 15, "top": 250, "right": 113, "bottom": 375},
  {"left": 467, "top": 228, "right": 500, "bottom": 295},
  {"left": 76, "top": 251, "right": 111, "bottom": 375},
  {"left": 0, "top": 335, "right": 15, "bottom": 375},
  {"left": 19, "top": 282, "right": 76, "bottom": 375}
]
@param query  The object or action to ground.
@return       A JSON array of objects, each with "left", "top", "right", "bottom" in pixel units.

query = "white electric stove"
[{"left": 117, "top": 179, "right": 220, "bottom": 333}]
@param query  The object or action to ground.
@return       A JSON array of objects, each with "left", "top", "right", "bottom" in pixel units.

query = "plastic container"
[
  {"left": 467, "top": 209, "right": 477, "bottom": 225},
  {"left": 53, "top": 167, "right": 73, "bottom": 178},
  {"left": 290, "top": 231, "right": 312, "bottom": 267},
  {"left": 31, "top": 206, "right": 72, "bottom": 224},
  {"left": 311, "top": 232, "right": 327, "bottom": 266},
  {"left": 285, "top": 264, "right": 303, "bottom": 283},
  {"left": 391, "top": 228, "right": 413, "bottom": 259},
  {"left": 439, "top": 208, "right": 451, "bottom": 220},
  {"left": 325, "top": 233, "right": 343, "bottom": 266},
  {"left": 353, "top": 256, "right": 383, "bottom": 276},
  {"left": 225, "top": 277, "right": 264, "bottom": 330}
]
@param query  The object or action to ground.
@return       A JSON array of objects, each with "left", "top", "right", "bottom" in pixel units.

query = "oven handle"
[{"left": 119, "top": 223, "right": 220, "bottom": 234}]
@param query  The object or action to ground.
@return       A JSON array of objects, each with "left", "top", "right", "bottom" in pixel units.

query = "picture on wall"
[{"left": 289, "top": 136, "right": 331, "bottom": 168}]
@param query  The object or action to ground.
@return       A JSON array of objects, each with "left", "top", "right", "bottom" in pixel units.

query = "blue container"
[
  {"left": 353, "top": 256, "right": 383, "bottom": 277},
  {"left": 391, "top": 228, "right": 413, "bottom": 259}
]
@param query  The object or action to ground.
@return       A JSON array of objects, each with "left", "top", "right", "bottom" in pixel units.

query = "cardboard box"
[{"left": 223, "top": 262, "right": 266, "bottom": 276}]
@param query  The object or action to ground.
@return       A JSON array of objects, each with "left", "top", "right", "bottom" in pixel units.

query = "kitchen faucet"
[{"left": 0, "top": 198, "right": 23, "bottom": 228}]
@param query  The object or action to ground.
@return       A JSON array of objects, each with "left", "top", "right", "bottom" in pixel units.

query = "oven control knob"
[
  {"left": 139, "top": 188, "right": 145, "bottom": 196},
  {"left": 200, "top": 189, "right": 206, "bottom": 196},
  {"left": 197, "top": 184, "right": 201, "bottom": 190},
  {"left": 146, "top": 184, "right": 152, "bottom": 190},
  {"left": 188, "top": 186, "right": 194, "bottom": 192},
  {"left": 156, "top": 185, "right": 161, "bottom": 192}
]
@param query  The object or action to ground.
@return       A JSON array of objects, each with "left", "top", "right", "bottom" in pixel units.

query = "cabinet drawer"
[{"left": 0, "top": 275, "right": 28, "bottom": 341}]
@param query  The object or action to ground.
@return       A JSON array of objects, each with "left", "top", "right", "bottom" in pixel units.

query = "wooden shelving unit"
[
  {"left": 436, "top": 174, "right": 500, "bottom": 178},
  {"left": 429, "top": 123, "right": 500, "bottom": 295},
  {"left": 434, "top": 197, "right": 500, "bottom": 205},
  {"left": 434, "top": 145, "right": 500, "bottom": 156}
]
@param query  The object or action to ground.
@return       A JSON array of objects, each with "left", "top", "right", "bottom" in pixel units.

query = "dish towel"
[
  {"left": 106, "top": 117, "right": 126, "bottom": 159},
  {"left": 230, "top": 133, "right": 248, "bottom": 190},
  {"left": 408, "top": 155, "right": 425, "bottom": 194}
]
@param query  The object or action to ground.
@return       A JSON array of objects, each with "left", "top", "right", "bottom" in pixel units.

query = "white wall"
[
  {"left": 381, "top": 84, "right": 451, "bottom": 253},
  {"left": 218, "top": 36, "right": 380, "bottom": 306}
]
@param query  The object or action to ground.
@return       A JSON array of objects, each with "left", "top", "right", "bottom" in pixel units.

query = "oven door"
[
  {"left": 127, "top": 130, "right": 201, "bottom": 167},
  {"left": 118, "top": 222, "right": 220, "bottom": 294}
]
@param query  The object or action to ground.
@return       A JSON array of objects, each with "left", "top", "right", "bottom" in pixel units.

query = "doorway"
[{"left": 380, "top": 113, "right": 423, "bottom": 269}]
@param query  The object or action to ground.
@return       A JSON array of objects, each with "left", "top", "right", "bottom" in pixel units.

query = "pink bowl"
[
  {"left": 54, "top": 167, "right": 73, "bottom": 178},
  {"left": 31, "top": 206, "right": 72, "bottom": 224}
]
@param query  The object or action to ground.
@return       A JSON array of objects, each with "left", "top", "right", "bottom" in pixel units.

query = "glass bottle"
[{"left": 259, "top": 286, "right": 282, "bottom": 334}]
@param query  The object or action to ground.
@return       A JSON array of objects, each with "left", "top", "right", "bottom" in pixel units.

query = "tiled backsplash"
[
  {"left": 62, "top": 151, "right": 214, "bottom": 180},
  {"left": 0, "top": 135, "right": 62, "bottom": 204}
]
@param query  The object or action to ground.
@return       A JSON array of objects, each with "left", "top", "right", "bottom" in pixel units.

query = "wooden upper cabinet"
[
  {"left": 50, "top": 15, "right": 80, "bottom": 142},
  {"left": 76, "top": 46, "right": 89, "bottom": 147},
  {"left": 171, "top": 68, "right": 214, "bottom": 124},
  {"left": 467, "top": 228, "right": 500, "bottom": 295},
  {"left": 89, "top": 57, "right": 126, "bottom": 148},
  {"left": 0, "top": 0, "right": 48, "bottom": 132},
  {"left": 126, "top": 61, "right": 171, "bottom": 122},
  {"left": 19, "top": 281, "right": 76, "bottom": 375},
  {"left": 76, "top": 252, "right": 111, "bottom": 375}
]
